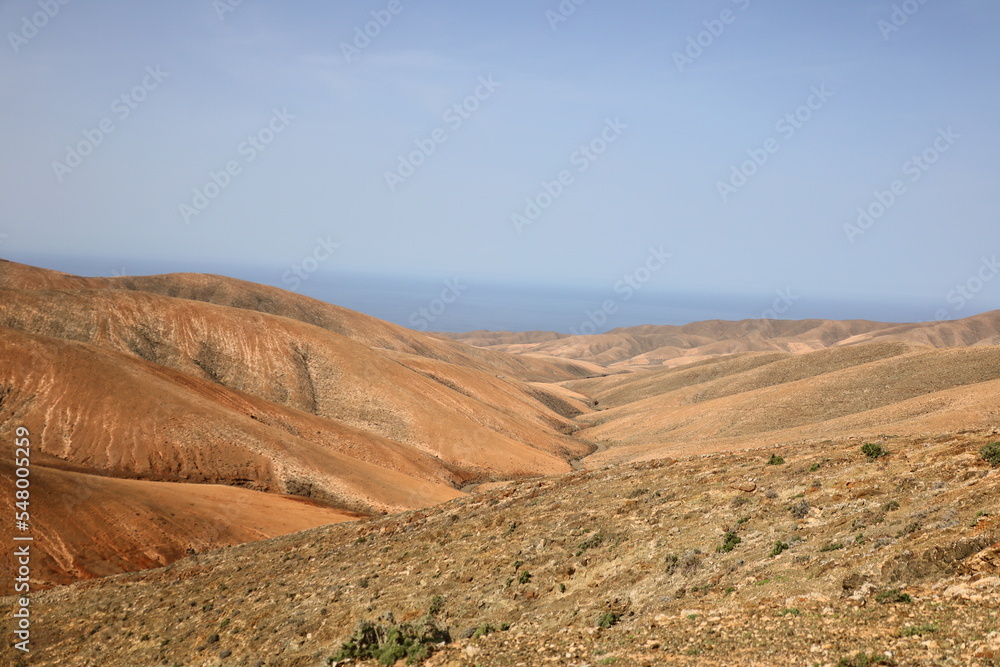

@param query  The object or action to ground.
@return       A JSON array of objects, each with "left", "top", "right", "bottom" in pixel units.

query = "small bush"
[
  {"left": 767, "top": 454, "right": 785, "bottom": 465},
  {"left": 428, "top": 596, "right": 444, "bottom": 617},
  {"left": 861, "top": 443, "right": 887, "bottom": 461},
  {"left": 820, "top": 542, "right": 845, "bottom": 552},
  {"left": 897, "top": 623, "right": 937, "bottom": 637},
  {"left": 517, "top": 571, "right": 532, "bottom": 585},
  {"left": 809, "top": 462, "right": 821, "bottom": 472},
  {"left": 770, "top": 541, "right": 790, "bottom": 558},
  {"left": 790, "top": 499, "right": 810, "bottom": 519},
  {"left": 837, "top": 652, "right": 896, "bottom": 667},
  {"left": 716, "top": 531, "right": 741, "bottom": 553},
  {"left": 664, "top": 554, "right": 679, "bottom": 575},
  {"left": 331, "top": 618, "right": 451, "bottom": 665},
  {"left": 883, "top": 500, "right": 900, "bottom": 512},
  {"left": 981, "top": 442, "right": 1000, "bottom": 467},
  {"left": 576, "top": 533, "right": 604, "bottom": 556},
  {"left": 875, "top": 589, "right": 912, "bottom": 604},
  {"left": 471, "top": 624, "right": 495, "bottom": 640},
  {"left": 596, "top": 611, "right": 620, "bottom": 629}
]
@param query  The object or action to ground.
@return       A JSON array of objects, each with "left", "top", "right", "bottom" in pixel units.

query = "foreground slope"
[{"left": 8, "top": 429, "right": 998, "bottom": 666}]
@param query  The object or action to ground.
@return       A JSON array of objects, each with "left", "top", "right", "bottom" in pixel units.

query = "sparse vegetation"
[
  {"left": 330, "top": 618, "right": 451, "bottom": 665},
  {"left": 517, "top": 571, "right": 532, "bottom": 585},
  {"left": 862, "top": 443, "right": 887, "bottom": 461},
  {"left": 428, "top": 595, "right": 444, "bottom": 616},
  {"left": 576, "top": 532, "right": 604, "bottom": 556},
  {"left": 820, "top": 542, "right": 845, "bottom": 552},
  {"left": 664, "top": 554, "right": 679, "bottom": 575},
  {"left": 981, "top": 442, "right": 1000, "bottom": 467},
  {"left": 790, "top": 499, "right": 810, "bottom": 519},
  {"left": 596, "top": 611, "right": 620, "bottom": 628},
  {"left": 770, "top": 541, "right": 790, "bottom": 557},
  {"left": 837, "top": 652, "right": 896, "bottom": 667},
  {"left": 876, "top": 589, "right": 913, "bottom": 604},
  {"left": 767, "top": 454, "right": 785, "bottom": 465},
  {"left": 897, "top": 623, "right": 937, "bottom": 637},
  {"left": 716, "top": 531, "right": 741, "bottom": 553}
]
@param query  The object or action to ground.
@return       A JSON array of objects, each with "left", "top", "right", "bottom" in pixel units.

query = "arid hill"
[
  {"left": 2, "top": 259, "right": 999, "bottom": 665},
  {"left": 441, "top": 312, "right": 1000, "bottom": 368},
  {"left": 0, "top": 260, "right": 593, "bottom": 588}
]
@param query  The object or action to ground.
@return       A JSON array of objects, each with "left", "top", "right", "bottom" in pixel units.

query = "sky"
[{"left": 1, "top": 0, "right": 998, "bottom": 332}]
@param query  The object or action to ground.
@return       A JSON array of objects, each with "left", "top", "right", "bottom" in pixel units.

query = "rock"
[{"left": 731, "top": 482, "right": 757, "bottom": 493}]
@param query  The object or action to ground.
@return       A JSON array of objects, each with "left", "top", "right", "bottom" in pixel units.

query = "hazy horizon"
[{"left": 4, "top": 253, "right": 992, "bottom": 334}]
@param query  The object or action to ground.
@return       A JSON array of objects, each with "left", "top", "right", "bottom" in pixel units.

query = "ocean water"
[
  {"left": 309, "top": 273, "right": 938, "bottom": 334},
  {"left": 21, "top": 255, "right": 965, "bottom": 334}
]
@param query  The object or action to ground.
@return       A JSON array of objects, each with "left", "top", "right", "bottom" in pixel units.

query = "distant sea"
[
  {"left": 309, "top": 273, "right": 942, "bottom": 334},
  {"left": 24, "top": 256, "right": 966, "bottom": 334}
]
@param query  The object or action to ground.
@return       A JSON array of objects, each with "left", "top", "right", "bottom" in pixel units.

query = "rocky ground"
[{"left": 6, "top": 429, "right": 998, "bottom": 666}]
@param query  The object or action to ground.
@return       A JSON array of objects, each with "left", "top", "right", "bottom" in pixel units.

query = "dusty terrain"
[
  {"left": 6, "top": 431, "right": 999, "bottom": 666},
  {"left": 1, "top": 259, "right": 998, "bottom": 665}
]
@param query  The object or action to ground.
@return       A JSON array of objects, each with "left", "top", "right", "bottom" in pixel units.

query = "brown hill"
[
  {"left": 0, "top": 259, "right": 603, "bottom": 382},
  {"left": 0, "top": 261, "right": 596, "bottom": 588},
  {"left": 0, "top": 459, "right": 362, "bottom": 588},
  {"left": 442, "top": 313, "right": 1000, "bottom": 368},
  {"left": 569, "top": 343, "right": 1000, "bottom": 466}
]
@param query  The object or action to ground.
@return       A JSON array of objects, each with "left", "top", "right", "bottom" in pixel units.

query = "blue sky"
[{"left": 1, "top": 0, "right": 998, "bottom": 331}]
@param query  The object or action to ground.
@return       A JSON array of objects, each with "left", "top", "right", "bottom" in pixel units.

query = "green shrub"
[
  {"left": 809, "top": 462, "right": 821, "bottom": 472},
  {"left": 837, "top": 652, "right": 896, "bottom": 667},
  {"left": 897, "top": 623, "right": 937, "bottom": 637},
  {"left": 767, "top": 454, "right": 785, "bottom": 465},
  {"left": 664, "top": 554, "right": 679, "bottom": 575},
  {"left": 770, "top": 541, "right": 789, "bottom": 558},
  {"left": 861, "top": 443, "right": 887, "bottom": 461},
  {"left": 716, "top": 531, "right": 741, "bottom": 553},
  {"left": 875, "top": 589, "right": 912, "bottom": 604},
  {"left": 596, "top": 612, "right": 620, "bottom": 628},
  {"left": 980, "top": 442, "right": 1000, "bottom": 467},
  {"left": 330, "top": 618, "right": 451, "bottom": 665},
  {"left": 576, "top": 533, "right": 604, "bottom": 556},
  {"left": 820, "top": 542, "right": 845, "bottom": 552},
  {"left": 517, "top": 571, "right": 532, "bottom": 585},
  {"left": 428, "top": 596, "right": 444, "bottom": 617}
]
